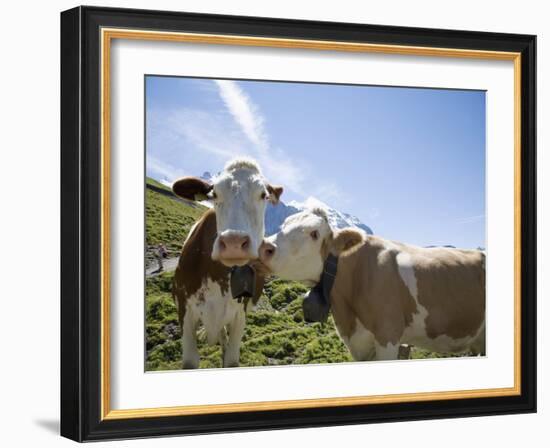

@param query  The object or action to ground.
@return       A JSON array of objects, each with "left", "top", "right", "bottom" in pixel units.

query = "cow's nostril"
[{"left": 218, "top": 235, "right": 251, "bottom": 256}]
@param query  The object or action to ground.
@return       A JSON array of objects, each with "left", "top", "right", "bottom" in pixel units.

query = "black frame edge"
[
  {"left": 60, "top": 5, "right": 537, "bottom": 442},
  {"left": 519, "top": 35, "right": 537, "bottom": 414},
  {"left": 60, "top": 6, "right": 83, "bottom": 442}
]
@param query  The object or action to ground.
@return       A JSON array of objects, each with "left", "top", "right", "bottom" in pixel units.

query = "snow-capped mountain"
[{"left": 265, "top": 196, "right": 373, "bottom": 236}]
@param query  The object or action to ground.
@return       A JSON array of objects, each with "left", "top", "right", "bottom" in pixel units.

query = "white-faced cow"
[
  {"left": 172, "top": 159, "right": 283, "bottom": 368},
  {"left": 259, "top": 208, "right": 485, "bottom": 361}
]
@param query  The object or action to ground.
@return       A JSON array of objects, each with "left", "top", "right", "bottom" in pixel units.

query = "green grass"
[
  {"left": 146, "top": 176, "right": 172, "bottom": 192},
  {"left": 145, "top": 177, "right": 207, "bottom": 258}
]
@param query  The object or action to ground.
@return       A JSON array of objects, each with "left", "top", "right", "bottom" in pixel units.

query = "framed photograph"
[{"left": 60, "top": 6, "right": 536, "bottom": 442}]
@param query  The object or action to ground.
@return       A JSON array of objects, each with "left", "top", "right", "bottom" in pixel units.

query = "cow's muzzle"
[{"left": 215, "top": 231, "right": 255, "bottom": 266}]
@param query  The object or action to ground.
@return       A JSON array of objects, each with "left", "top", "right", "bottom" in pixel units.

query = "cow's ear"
[
  {"left": 330, "top": 228, "right": 365, "bottom": 255},
  {"left": 172, "top": 177, "right": 213, "bottom": 201},
  {"left": 267, "top": 185, "right": 284, "bottom": 204}
]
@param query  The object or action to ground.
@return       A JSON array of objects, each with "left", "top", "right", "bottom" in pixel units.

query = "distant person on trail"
[{"left": 156, "top": 243, "right": 168, "bottom": 272}]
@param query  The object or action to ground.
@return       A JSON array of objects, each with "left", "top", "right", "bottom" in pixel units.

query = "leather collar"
[{"left": 302, "top": 254, "right": 339, "bottom": 323}]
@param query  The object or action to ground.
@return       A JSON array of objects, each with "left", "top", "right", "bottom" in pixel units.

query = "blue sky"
[{"left": 146, "top": 76, "right": 486, "bottom": 249}]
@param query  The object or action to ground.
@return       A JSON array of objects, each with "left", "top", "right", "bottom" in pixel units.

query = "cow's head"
[
  {"left": 173, "top": 158, "right": 283, "bottom": 267},
  {"left": 259, "top": 208, "right": 365, "bottom": 284}
]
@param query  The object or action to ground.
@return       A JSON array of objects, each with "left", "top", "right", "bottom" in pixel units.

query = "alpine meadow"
[
  {"left": 145, "top": 178, "right": 466, "bottom": 370},
  {"left": 145, "top": 76, "right": 486, "bottom": 370}
]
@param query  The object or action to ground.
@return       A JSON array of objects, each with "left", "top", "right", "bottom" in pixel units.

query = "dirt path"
[{"left": 146, "top": 257, "right": 179, "bottom": 277}]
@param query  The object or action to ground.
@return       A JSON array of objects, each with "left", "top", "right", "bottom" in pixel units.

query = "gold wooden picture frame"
[{"left": 61, "top": 6, "right": 536, "bottom": 442}]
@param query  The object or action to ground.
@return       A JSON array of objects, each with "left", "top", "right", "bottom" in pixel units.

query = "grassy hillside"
[
  {"left": 146, "top": 177, "right": 172, "bottom": 191},
  {"left": 144, "top": 176, "right": 467, "bottom": 370},
  {"left": 145, "top": 177, "right": 207, "bottom": 261}
]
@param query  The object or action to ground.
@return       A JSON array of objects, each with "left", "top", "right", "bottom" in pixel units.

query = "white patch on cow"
[
  {"left": 339, "top": 319, "right": 376, "bottom": 361},
  {"left": 376, "top": 239, "right": 400, "bottom": 264},
  {"left": 183, "top": 278, "right": 251, "bottom": 368},
  {"left": 401, "top": 304, "right": 430, "bottom": 346},
  {"left": 396, "top": 252, "right": 418, "bottom": 300},
  {"left": 188, "top": 278, "right": 241, "bottom": 344},
  {"left": 375, "top": 341, "right": 400, "bottom": 360}
]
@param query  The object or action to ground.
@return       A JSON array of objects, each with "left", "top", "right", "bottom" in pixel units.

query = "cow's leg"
[
  {"left": 470, "top": 323, "right": 486, "bottom": 356},
  {"left": 342, "top": 321, "right": 376, "bottom": 361},
  {"left": 182, "top": 309, "right": 200, "bottom": 369},
  {"left": 375, "top": 341, "right": 400, "bottom": 361},
  {"left": 332, "top": 300, "right": 376, "bottom": 361},
  {"left": 219, "top": 327, "right": 228, "bottom": 348},
  {"left": 398, "top": 344, "right": 412, "bottom": 359},
  {"left": 219, "top": 326, "right": 228, "bottom": 363},
  {"left": 223, "top": 308, "right": 246, "bottom": 368}
]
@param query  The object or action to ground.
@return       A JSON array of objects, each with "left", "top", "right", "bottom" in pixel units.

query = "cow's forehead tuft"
[
  {"left": 214, "top": 170, "right": 265, "bottom": 190},
  {"left": 224, "top": 157, "right": 261, "bottom": 174},
  {"left": 308, "top": 207, "right": 329, "bottom": 221},
  {"left": 282, "top": 211, "right": 330, "bottom": 233}
]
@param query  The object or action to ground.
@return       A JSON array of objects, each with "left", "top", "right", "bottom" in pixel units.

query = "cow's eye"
[
  {"left": 260, "top": 191, "right": 267, "bottom": 200},
  {"left": 210, "top": 191, "right": 218, "bottom": 200},
  {"left": 310, "top": 230, "right": 319, "bottom": 241}
]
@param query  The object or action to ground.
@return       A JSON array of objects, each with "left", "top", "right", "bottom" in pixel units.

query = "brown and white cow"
[
  {"left": 172, "top": 159, "right": 283, "bottom": 368},
  {"left": 259, "top": 208, "right": 485, "bottom": 361}
]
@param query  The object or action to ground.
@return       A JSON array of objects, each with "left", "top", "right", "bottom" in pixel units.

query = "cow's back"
[{"left": 331, "top": 236, "right": 485, "bottom": 353}]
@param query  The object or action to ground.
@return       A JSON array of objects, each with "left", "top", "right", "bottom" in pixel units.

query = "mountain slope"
[{"left": 145, "top": 177, "right": 207, "bottom": 262}]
